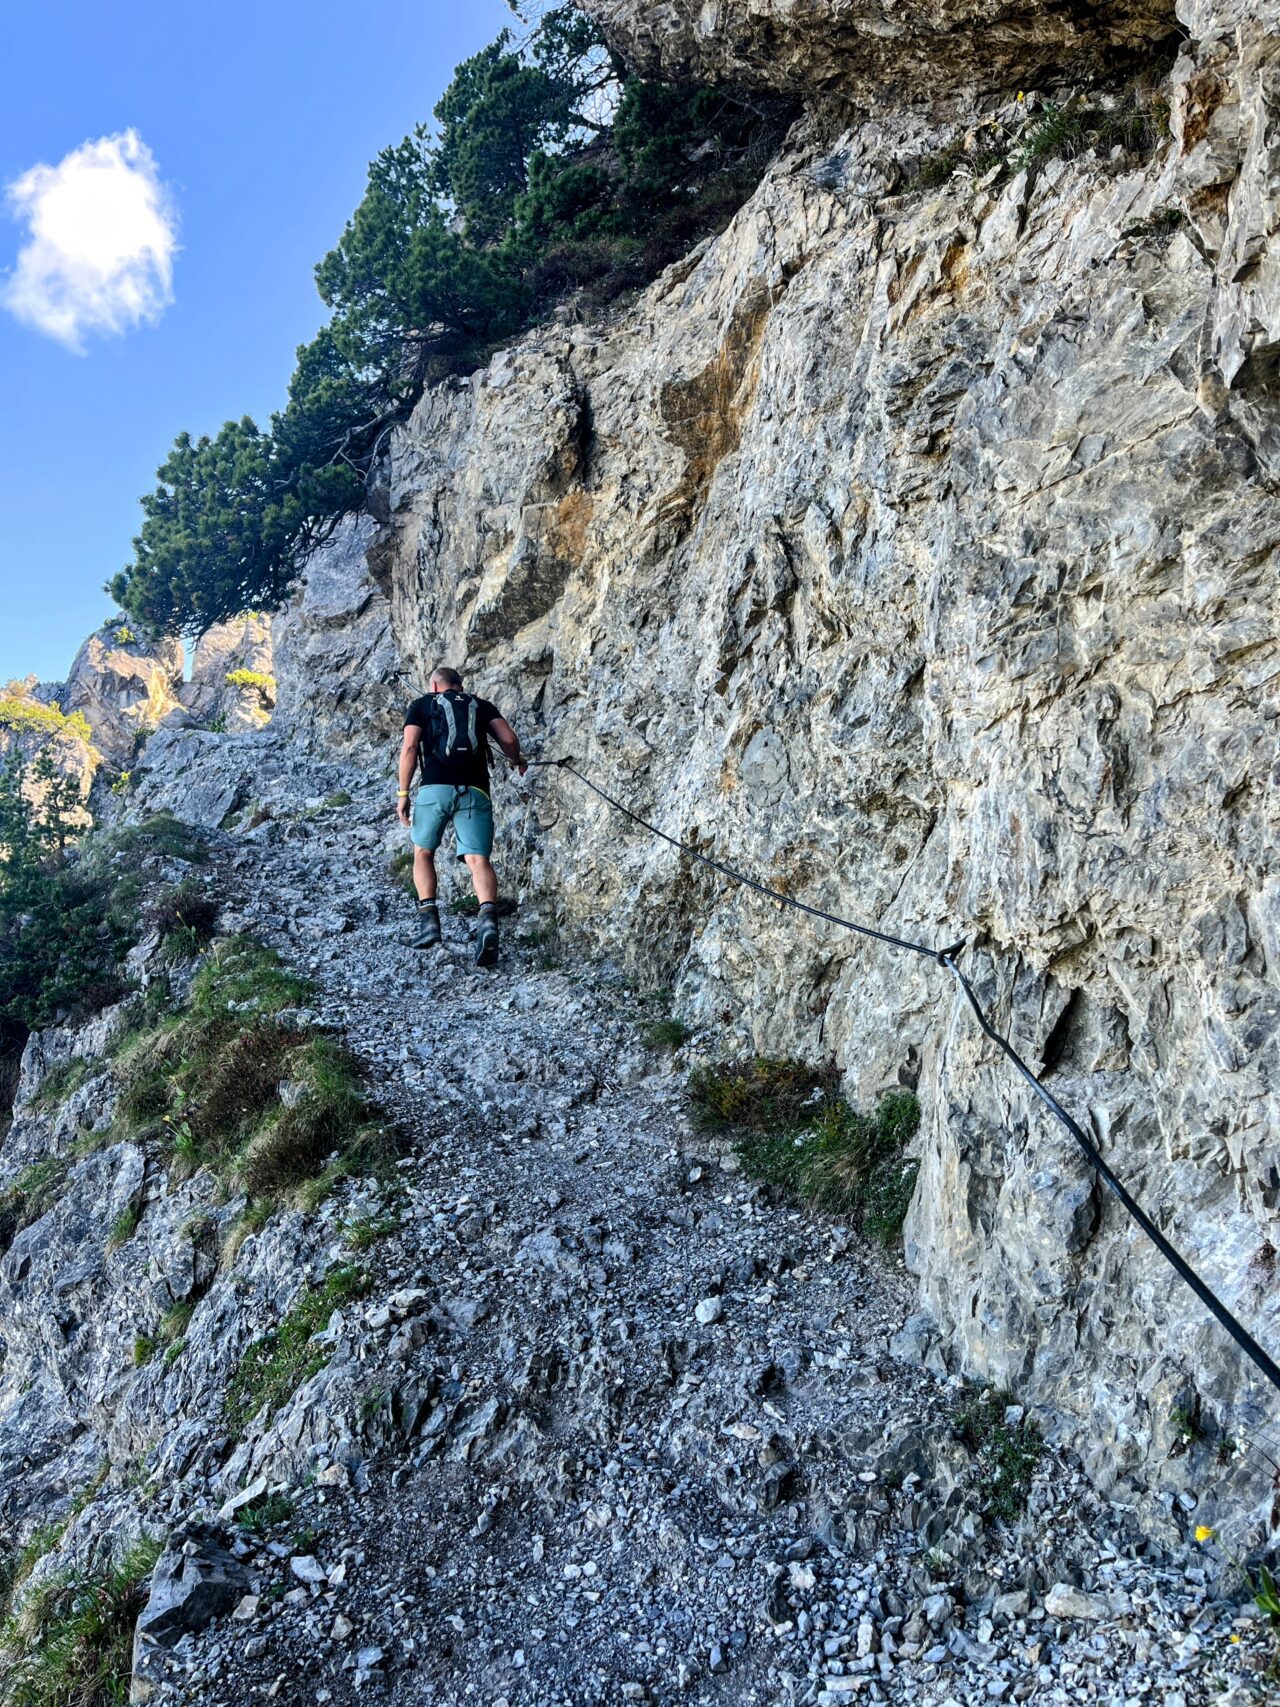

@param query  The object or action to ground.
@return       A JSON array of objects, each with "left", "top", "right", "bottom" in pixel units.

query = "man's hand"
[
  {"left": 489, "top": 716, "right": 527, "bottom": 778},
  {"left": 397, "top": 795, "right": 412, "bottom": 828}
]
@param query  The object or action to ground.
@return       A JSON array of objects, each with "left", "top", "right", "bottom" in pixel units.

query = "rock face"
[
  {"left": 182, "top": 615, "right": 275, "bottom": 733},
  {"left": 271, "top": 516, "right": 405, "bottom": 755},
  {"left": 577, "top": 0, "right": 1178, "bottom": 105},
  {"left": 62, "top": 623, "right": 184, "bottom": 767},
  {"left": 384, "top": 1, "right": 1280, "bottom": 1495}
]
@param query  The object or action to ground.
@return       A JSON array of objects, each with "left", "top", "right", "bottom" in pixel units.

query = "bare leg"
[
  {"left": 464, "top": 854, "right": 498, "bottom": 905},
  {"left": 413, "top": 846, "right": 437, "bottom": 902}
]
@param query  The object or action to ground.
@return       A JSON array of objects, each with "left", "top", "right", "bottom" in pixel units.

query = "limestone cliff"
[{"left": 368, "top": 0, "right": 1280, "bottom": 1508}]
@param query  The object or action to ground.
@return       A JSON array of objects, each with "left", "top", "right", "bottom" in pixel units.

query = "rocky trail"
[{"left": 99, "top": 742, "right": 1272, "bottom": 1706}]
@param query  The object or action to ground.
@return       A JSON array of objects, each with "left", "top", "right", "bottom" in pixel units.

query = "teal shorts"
[{"left": 411, "top": 785, "right": 494, "bottom": 860}]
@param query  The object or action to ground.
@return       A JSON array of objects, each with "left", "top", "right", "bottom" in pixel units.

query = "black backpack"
[{"left": 421, "top": 691, "right": 481, "bottom": 771}]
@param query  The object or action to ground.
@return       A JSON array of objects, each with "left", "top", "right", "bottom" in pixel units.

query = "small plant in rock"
[
  {"left": 915, "top": 141, "right": 966, "bottom": 188},
  {"left": 0, "top": 1536, "right": 162, "bottom": 1706},
  {"left": 224, "top": 1266, "right": 371, "bottom": 1438},
  {"left": 342, "top": 1210, "right": 398, "bottom": 1252},
  {"left": 148, "top": 879, "right": 219, "bottom": 951},
  {"left": 324, "top": 790, "right": 353, "bottom": 808},
  {"left": 1170, "top": 1402, "right": 1203, "bottom": 1455},
  {"left": 133, "top": 1333, "right": 156, "bottom": 1367},
  {"left": 106, "top": 1201, "right": 142, "bottom": 1250},
  {"left": 29, "top": 1056, "right": 93, "bottom": 1112},
  {"left": 235, "top": 1491, "right": 295, "bottom": 1535},
  {"left": 641, "top": 1017, "right": 690, "bottom": 1052},
  {"left": 952, "top": 1387, "right": 1043, "bottom": 1525},
  {"left": 359, "top": 1387, "right": 388, "bottom": 1426},
  {"left": 0, "top": 1158, "right": 69, "bottom": 1254},
  {"left": 388, "top": 849, "right": 416, "bottom": 897},
  {"left": 0, "top": 1520, "right": 69, "bottom": 1621},
  {"left": 1123, "top": 206, "right": 1184, "bottom": 241}
]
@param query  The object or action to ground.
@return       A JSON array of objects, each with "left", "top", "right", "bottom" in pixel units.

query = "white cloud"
[{"left": 2, "top": 129, "right": 177, "bottom": 352}]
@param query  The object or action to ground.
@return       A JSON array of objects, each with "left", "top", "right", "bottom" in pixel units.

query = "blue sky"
[{"left": 0, "top": 0, "right": 512, "bottom": 686}]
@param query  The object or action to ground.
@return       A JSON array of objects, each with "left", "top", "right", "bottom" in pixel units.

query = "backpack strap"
[
  {"left": 436, "top": 692, "right": 458, "bottom": 754},
  {"left": 466, "top": 695, "right": 478, "bottom": 752}
]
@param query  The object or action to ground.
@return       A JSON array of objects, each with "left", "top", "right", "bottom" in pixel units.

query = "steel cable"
[{"left": 527, "top": 754, "right": 1280, "bottom": 1398}]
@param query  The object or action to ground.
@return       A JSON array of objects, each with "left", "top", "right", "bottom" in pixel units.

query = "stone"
[
  {"left": 1043, "top": 1583, "right": 1111, "bottom": 1621},
  {"left": 132, "top": 1524, "right": 249, "bottom": 1664},
  {"left": 694, "top": 1296, "right": 723, "bottom": 1326}
]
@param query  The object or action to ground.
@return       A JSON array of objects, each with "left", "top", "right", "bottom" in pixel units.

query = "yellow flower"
[
  {"left": 1230, "top": 1634, "right": 1241, "bottom": 1644},
  {"left": 1195, "top": 1524, "right": 1215, "bottom": 1543},
  {"left": 1016, "top": 91, "right": 1026, "bottom": 103}
]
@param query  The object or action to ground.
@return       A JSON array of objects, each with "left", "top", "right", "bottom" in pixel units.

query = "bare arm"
[
  {"left": 398, "top": 726, "right": 420, "bottom": 824},
  {"left": 488, "top": 716, "right": 527, "bottom": 775}
]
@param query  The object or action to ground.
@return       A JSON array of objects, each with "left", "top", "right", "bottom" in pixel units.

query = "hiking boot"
[
  {"left": 412, "top": 902, "right": 442, "bottom": 949},
  {"left": 475, "top": 909, "right": 499, "bottom": 968}
]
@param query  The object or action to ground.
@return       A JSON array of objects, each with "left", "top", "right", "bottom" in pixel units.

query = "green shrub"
[
  {"left": 688, "top": 1056, "right": 838, "bottom": 1133},
  {"left": 224, "top": 668, "right": 276, "bottom": 696},
  {"left": 0, "top": 1536, "right": 161, "bottom": 1705},
  {"left": 0, "top": 696, "right": 94, "bottom": 746},
  {"left": 224, "top": 1266, "right": 370, "bottom": 1437},
  {"left": 0, "top": 754, "right": 136, "bottom": 1044},
  {"left": 952, "top": 1388, "right": 1043, "bottom": 1524}
]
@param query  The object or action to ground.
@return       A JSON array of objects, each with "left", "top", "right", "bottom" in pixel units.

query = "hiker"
[{"left": 397, "top": 667, "right": 528, "bottom": 965}]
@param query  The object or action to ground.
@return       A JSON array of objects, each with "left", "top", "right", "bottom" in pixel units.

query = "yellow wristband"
[{"left": 397, "top": 789, "right": 410, "bottom": 797}]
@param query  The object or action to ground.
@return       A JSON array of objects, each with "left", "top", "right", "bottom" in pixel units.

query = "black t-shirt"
[{"left": 405, "top": 691, "right": 502, "bottom": 793}]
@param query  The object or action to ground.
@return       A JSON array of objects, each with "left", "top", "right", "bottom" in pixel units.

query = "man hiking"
[{"left": 397, "top": 667, "right": 528, "bottom": 965}]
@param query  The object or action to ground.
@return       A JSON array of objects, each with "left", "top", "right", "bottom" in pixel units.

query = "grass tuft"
[
  {"left": 28, "top": 1057, "right": 93, "bottom": 1113},
  {"left": 0, "top": 1158, "right": 70, "bottom": 1254},
  {"left": 641, "top": 1017, "right": 691, "bottom": 1052},
  {"left": 106, "top": 1201, "right": 142, "bottom": 1250},
  {"left": 234, "top": 1491, "right": 294, "bottom": 1535},
  {"left": 690, "top": 1059, "right": 920, "bottom": 1245},
  {"left": 0, "top": 1536, "right": 162, "bottom": 1705},
  {"left": 109, "top": 934, "right": 391, "bottom": 1222}
]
